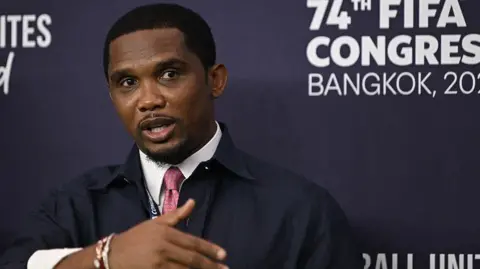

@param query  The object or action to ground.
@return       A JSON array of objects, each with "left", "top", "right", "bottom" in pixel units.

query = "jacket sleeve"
[
  {"left": 0, "top": 189, "right": 75, "bottom": 269},
  {"left": 297, "top": 188, "right": 364, "bottom": 269}
]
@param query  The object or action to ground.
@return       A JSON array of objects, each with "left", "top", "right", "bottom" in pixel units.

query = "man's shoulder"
[
  {"left": 54, "top": 164, "right": 122, "bottom": 195},
  {"left": 29, "top": 165, "right": 122, "bottom": 218},
  {"left": 240, "top": 150, "right": 347, "bottom": 221},
  {"left": 240, "top": 150, "right": 331, "bottom": 199}
]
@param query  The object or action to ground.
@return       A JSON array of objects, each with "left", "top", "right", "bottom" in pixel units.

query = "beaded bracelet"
[
  {"left": 93, "top": 237, "right": 108, "bottom": 269},
  {"left": 102, "top": 234, "right": 115, "bottom": 269},
  {"left": 93, "top": 233, "right": 115, "bottom": 269}
]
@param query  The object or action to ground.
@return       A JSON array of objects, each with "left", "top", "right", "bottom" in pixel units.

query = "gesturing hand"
[{"left": 109, "top": 199, "right": 228, "bottom": 269}]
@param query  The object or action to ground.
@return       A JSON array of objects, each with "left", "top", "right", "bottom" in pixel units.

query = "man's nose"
[{"left": 137, "top": 81, "right": 166, "bottom": 112}]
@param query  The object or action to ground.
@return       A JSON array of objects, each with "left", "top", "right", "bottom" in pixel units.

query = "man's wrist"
[{"left": 53, "top": 240, "right": 111, "bottom": 269}]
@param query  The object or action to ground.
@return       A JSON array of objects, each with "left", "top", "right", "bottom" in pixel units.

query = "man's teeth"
[{"left": 151, "top": 126, "right": 166, "bottom": 133}]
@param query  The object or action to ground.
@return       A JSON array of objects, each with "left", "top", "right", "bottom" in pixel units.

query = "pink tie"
[{"left": 162, "top": 167, "right": 184, "bottom": 214}]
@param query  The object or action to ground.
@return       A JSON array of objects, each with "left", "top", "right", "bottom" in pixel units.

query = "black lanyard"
[{"left": 145, "top": 185, "right": 160, "bottom": 219}]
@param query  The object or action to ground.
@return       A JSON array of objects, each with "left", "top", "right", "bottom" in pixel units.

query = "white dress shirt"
[{"left": 27, "top": 122, "right": 222, "bottom": 269}]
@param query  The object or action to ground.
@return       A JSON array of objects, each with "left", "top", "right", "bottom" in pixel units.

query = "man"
[{"left": 0, "top": 3, "right": 363, "bottom": 269}]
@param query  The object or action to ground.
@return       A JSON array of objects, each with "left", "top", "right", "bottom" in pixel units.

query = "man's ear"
[{"left": 208, "top": 64, "right": 228, "bottom": 99}]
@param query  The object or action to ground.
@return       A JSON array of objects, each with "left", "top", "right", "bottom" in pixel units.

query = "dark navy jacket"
[{"left": 0, "top": 124, "right": 363, "bottom": 268}]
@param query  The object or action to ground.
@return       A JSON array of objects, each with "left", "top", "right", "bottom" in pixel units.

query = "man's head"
[{"left": 103, "top": 3, "right": 227, "bottom": 164}]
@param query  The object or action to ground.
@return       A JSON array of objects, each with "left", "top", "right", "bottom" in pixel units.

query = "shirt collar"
[
  {"left": 139, "top": 121, "right": 222, "bottom": 202},
  {"left": 90, "top": 121, "right": 255, "bottom": 190}
]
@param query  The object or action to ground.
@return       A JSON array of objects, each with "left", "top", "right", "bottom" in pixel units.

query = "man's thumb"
[{"left": 157, "top": 199, "right": 195, "bottom": 226}]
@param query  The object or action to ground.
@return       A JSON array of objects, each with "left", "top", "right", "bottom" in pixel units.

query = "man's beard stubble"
[
  {"left": 135, "top": 129, "right": 192, "bottom": 165},
  {"left": 135, "top": 121, "right": 215, "bottom": 165},
  {"left": 141, "top": 142, "right": 188, "bottom": 165}
]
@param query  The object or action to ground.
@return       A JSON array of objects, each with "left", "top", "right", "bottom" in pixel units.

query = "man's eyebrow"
[
  {"left": 109, "top": 69, "right": 133, "bottom": 83},
  {"left": 153, "top": 58, "right": 188, "bottom": 71},
  {"left": 109, "top": 58, "right": 189, "bottom": 82}
]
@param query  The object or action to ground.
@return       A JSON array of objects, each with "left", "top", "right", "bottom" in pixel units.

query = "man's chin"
[{"left": 140, "top": 140, "right": 185, "bottom": 164}]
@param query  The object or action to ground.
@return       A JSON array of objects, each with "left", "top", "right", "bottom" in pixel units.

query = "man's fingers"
[
  {"left": 155, "top": 199, "right": 196, "bottom": 226},
  {"left": 166, "top": 228, "right": 227, "bottom": 261},
  {"left": 175, "top": 199, "right": 195, "bottom": 220},
  {"left": 163, "top": 242, "right": 229, "bottom": 269},
  {"left": 151, "top": 198, "right": 227, "bottom": 267}
]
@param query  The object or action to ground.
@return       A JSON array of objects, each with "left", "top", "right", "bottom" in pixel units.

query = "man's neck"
[
  {"left": 145, "top": 120, "right": 220, "bottom": 166},
  {"left": 183, "top": 120, "right": 218, "bottom": 161},
  {"left": 141, "top": 120, "right": 222, "bottom": 175}
]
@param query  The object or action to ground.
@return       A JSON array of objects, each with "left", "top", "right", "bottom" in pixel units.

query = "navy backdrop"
[{"left": 1, "top": 0, "right": 480, "bottom": 268}]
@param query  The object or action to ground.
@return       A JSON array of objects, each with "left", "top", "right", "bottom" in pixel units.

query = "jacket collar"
[{"left": 91, "top": 122, "right": 254, "bottom": 190}]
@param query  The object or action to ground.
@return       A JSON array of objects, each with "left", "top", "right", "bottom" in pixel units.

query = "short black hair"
[{"left": 102, "top": 3, "right": 216, "bottom": 80}]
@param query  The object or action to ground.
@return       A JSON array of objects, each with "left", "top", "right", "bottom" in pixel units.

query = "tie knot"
[{"left": 164, "top": 166, "right": 184, "bottom": 191}]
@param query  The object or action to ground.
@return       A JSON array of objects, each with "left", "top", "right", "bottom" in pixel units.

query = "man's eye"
[
  {"left": 160, "top": 70, "right": 178, "bottom": 80},
  {"left": 120, "top": 78, "right": 137, "bottom": 87}
]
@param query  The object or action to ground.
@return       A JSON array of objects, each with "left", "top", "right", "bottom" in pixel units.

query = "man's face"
[{"left": 107, "top": 28, "right": 226, "bottom": 164}]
